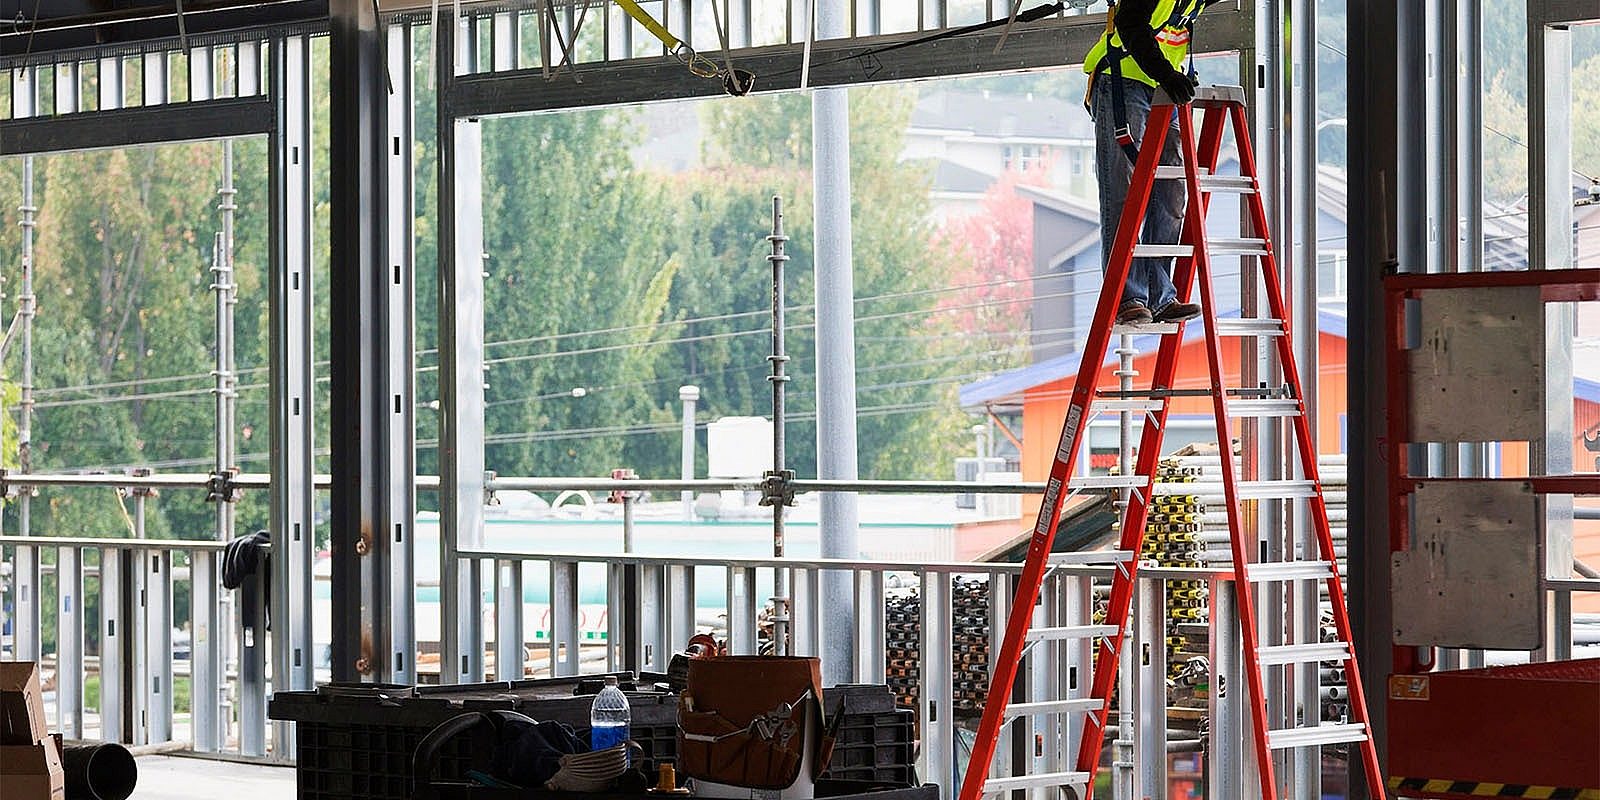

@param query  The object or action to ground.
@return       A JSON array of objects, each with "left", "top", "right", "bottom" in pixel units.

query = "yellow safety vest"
[{"left": 1082, "top": 0, "right": 1204, "bottom": 87}]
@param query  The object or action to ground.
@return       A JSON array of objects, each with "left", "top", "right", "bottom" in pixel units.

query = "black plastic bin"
[{"left": 269, "top": 676, "right": 917, "bottom": 800}]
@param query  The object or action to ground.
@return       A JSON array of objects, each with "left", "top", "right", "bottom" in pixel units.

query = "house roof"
[
  {"left": 931, "top": 160, "right": 1000, "bottom": 195},
  {"left": 910, "top": 90, "right": 1097, "bottom": 142}
]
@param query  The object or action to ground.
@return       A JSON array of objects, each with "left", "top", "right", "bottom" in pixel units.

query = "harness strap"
[{"left": 1089, "top": 0, "right": 1201, "bottom": 164}]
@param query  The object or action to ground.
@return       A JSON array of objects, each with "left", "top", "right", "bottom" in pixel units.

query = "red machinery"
[{"left": 1384, "top": 269, "right": 1600, "bottom": 797}]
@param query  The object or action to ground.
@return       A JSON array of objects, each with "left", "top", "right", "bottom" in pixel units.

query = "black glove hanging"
[{"left": 1159, "top": 70, "right": 1198, "bottom": 105}]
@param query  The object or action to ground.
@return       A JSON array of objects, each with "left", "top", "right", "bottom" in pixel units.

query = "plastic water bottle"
[{"left": 590, "top": 676, "right": 631, "bottom": 756}]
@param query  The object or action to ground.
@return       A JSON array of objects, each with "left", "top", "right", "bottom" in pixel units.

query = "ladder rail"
[
  {"left": 1181, "top": 107, "right": 1283, "bottom": 800},
  {"left": 954, "top": 100, "right": 1178, "bottom": 800},
  {"left": 1227, "top": 101, "right": 1388, "bottom": 795},
  {"left": 1071, "top": 102, "right": 1231, "bottom": 790}
]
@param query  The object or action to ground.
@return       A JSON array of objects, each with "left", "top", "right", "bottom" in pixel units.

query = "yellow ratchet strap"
[{"left": 613, "top": 0, "right": 683, "bottom": 51}]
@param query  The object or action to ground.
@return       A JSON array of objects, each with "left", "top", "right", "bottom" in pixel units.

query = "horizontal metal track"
[
  {"left": 1256, "top": 642, "right": 1350, "bottom": 666},
  {"left": 1267, "top": 722, "right": 1369, "bottom": 749}
]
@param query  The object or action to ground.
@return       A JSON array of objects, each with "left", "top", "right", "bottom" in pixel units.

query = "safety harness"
[{"left": 1086, "top": 0, "right": 1205, "bottom": 162}]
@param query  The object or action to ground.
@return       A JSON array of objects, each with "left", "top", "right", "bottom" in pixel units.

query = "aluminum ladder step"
[
  {"left": 1109, "top": 321, "right": 1180, "bottom": 335},
  {"left": 1095, "top": 398, "right": 1166, "bottom": 413},
  {"left": 1068, "top": 475, "right": 1146, "bottom": 491},
  {"left": 1257, "top": 642, "right": 1351, "bottom": 666},
  {"left": 1003, "top": 698, "right": 1103, "bottom": 718},
  {"left": 1227, "top": 399, "right": 1303, "bottom": 418},
  {"left": 1214, "top": 317, "right": 1285, "bottom": 336},
  {"left": 1026, "top": 624, "right": 1120, "bottom": 642},
  {"left": 1153, "top": 165, "right": 1258, "bottom": 193},
  {"left": 1131, "top": 244, "right": 1193, "bottom": 259},
  {"left": 1209, "top": 237, "right": 1270, "bottom": 257},
  {"left": 1267, "top": 722, "right": 1369, "bottom": 750},
  {"left": 1246, "top": 560, "right": 1334, "bottom": 582},
  {"left": 1047, "top": 551, "right": 1135, "bottom": 566},
  {"left": 982, "top": 771, "right": 1092, "bottom": 794},
  {"left": 1237, "top": 479, "right": 1318, "bottom": 499}
]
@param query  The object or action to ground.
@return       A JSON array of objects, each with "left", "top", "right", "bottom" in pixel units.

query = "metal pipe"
[
  {"left": 13, "top": 154, "right": 40, "bottom": 663},
  {"left": 679, "top": 385, "right": 699, "bottom": 519},
  {"left": 812, "top": 0, "right": 859, "bottom": 686},
  {"left": 769, "top": 195, "right": 792, "bottom": 656},
  {"left": 1114, "top": 334, "right": 1134, "bottom": 800}
]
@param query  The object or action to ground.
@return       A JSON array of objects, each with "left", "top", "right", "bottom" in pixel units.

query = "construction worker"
[{"left": 1085, "top": 0, "right": 1214, "bottom": 325}]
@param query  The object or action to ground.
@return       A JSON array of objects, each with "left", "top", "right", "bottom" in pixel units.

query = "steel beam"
[
  {"left": 1288, "top": 0, "right": 1321, "bottom": 793},
  {"left": 145, "top": 549, "right": 174, "bottom": 743},
  {"left": 328, "top": 0, "right": 400, "bottom": 684},
  {"left": 444, "top": 9, "right": 1253, "bottom": 117},
  {"left": 1346, "top": 1, "right": 1402, "bottom": 796},
  {"left": 437, "top": 10, "right": 489, "bottom": 685},
  {"left": 0, "top": 97, "right": 272, "bottom": 155},
  {"left": 496, "top": 560, "right": 526, "bottom": 679},
  {"left": 384, "top": 16, "right": 419, "bottom": 687},
  {"left": 268, "top": 30, "right": 318, "bottom": 753},
  {"left": 98, "top": 549, "right": 125, "bottom": 743},
  {"left": 550, "top": 560, "right": 580, "bottom": 676},
  {"left": 190, "top": 550, "right": 224, "bottom": 752},
  {"left": 917, "top": 571, "right": 954, "bottom": 796},
  {"left": 57, "top": 547, "right": 83, "bottom": 739},
  {"left": 237, "top": 551, "right": 269, "bottom": 756},
  {"left": 1132, "top": 576, "right": 1164, "bottom": 797}
]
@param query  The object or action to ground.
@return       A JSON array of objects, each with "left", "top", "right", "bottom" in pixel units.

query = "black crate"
[{"left": 271, "top": 678, "right": 915, "bottom": 800}]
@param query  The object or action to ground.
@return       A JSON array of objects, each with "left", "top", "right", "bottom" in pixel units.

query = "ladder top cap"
[{"left": 1155, "top": 84, "right": 1248, "bottom": 108}]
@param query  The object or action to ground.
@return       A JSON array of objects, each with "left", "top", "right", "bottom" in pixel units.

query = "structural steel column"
[
  {"left": 811, "top": 0, "right": 860, "bottom": 687},
  {"left": 438, "top": 10, "right": 489, "bottom": 685},
  {"left": 328, "top": 0, "right": 402, "bottom": 684},
  {"left": 1527, "top": 5, "right": 1575, "bottom": 662},
  {"left": 1347, "top": 1, "right": 1403, "bottom": 796},
  {"left": 270, "top": 30, "right": 319, "bottom": 749},
  {"left": 1287, "top": 0, "right": 1321, "bottom": 793},
  {"left": 385, "top": 17, "right": 420, "bottom": 685}
]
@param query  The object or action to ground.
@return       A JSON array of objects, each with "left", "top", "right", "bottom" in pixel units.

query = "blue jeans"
[{"left": 1092, "top": 75, "right": 1184, "bottom": 312}]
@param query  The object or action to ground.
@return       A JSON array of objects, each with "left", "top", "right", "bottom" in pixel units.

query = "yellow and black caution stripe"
[{"left": 1387, "top": 777, "right": 1600, "bottom": 800}]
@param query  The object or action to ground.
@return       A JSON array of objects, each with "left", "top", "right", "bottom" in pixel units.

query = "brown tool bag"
[{"left": 676, "top": 656, "right": 834, "bottom": 790}]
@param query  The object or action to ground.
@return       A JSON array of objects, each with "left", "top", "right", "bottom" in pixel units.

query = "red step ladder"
[{"left": 955, "top": 86, "right": 1387, "bottom": 800}]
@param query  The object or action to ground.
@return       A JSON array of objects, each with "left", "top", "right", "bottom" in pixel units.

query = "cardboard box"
[
  {"left": 0, "top": 662, "right": 50, "bottom": 745},
  {"left": 0, "top": 742, "right": 66, "bottom": 800}
]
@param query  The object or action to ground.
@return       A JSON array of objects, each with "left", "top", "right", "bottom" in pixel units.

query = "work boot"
[
  {"left": 1153, "top": 301, "right": 1202, "bottom": 323},
  {"left": 1116, "top": 302, "right": 1154, "bottom": 325}
]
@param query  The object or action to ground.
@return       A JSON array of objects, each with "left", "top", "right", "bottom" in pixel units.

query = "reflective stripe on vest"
[{"left": 1082, "top": 0, "right": 1204, "bottom": 87}]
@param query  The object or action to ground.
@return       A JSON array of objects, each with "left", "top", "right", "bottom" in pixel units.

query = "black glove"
[{"left": 1158, "top": 71, "right": 1198, "bottom": 105}]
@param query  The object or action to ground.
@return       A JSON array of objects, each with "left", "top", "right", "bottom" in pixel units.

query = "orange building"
[{"left": 960, "top": 307, "right": 1600, "bottom": 610}]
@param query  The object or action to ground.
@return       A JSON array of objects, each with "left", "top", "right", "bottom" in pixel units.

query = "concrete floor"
[{"left": 133, "top": 755, "right": 297, "bottom": 800}]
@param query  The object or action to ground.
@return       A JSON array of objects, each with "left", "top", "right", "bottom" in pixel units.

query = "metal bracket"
[
  {"left": 608, "top": 468, "right": 639, "bottom": 503},
  {"left": 484, "top": 469, "right": 499, "bottom": 507},
  {"left": 205, "top": 468, "right": 241, "bottom": 503},
  {"left": 760, "top": 469, "right": 796, "bottom": 508}
]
